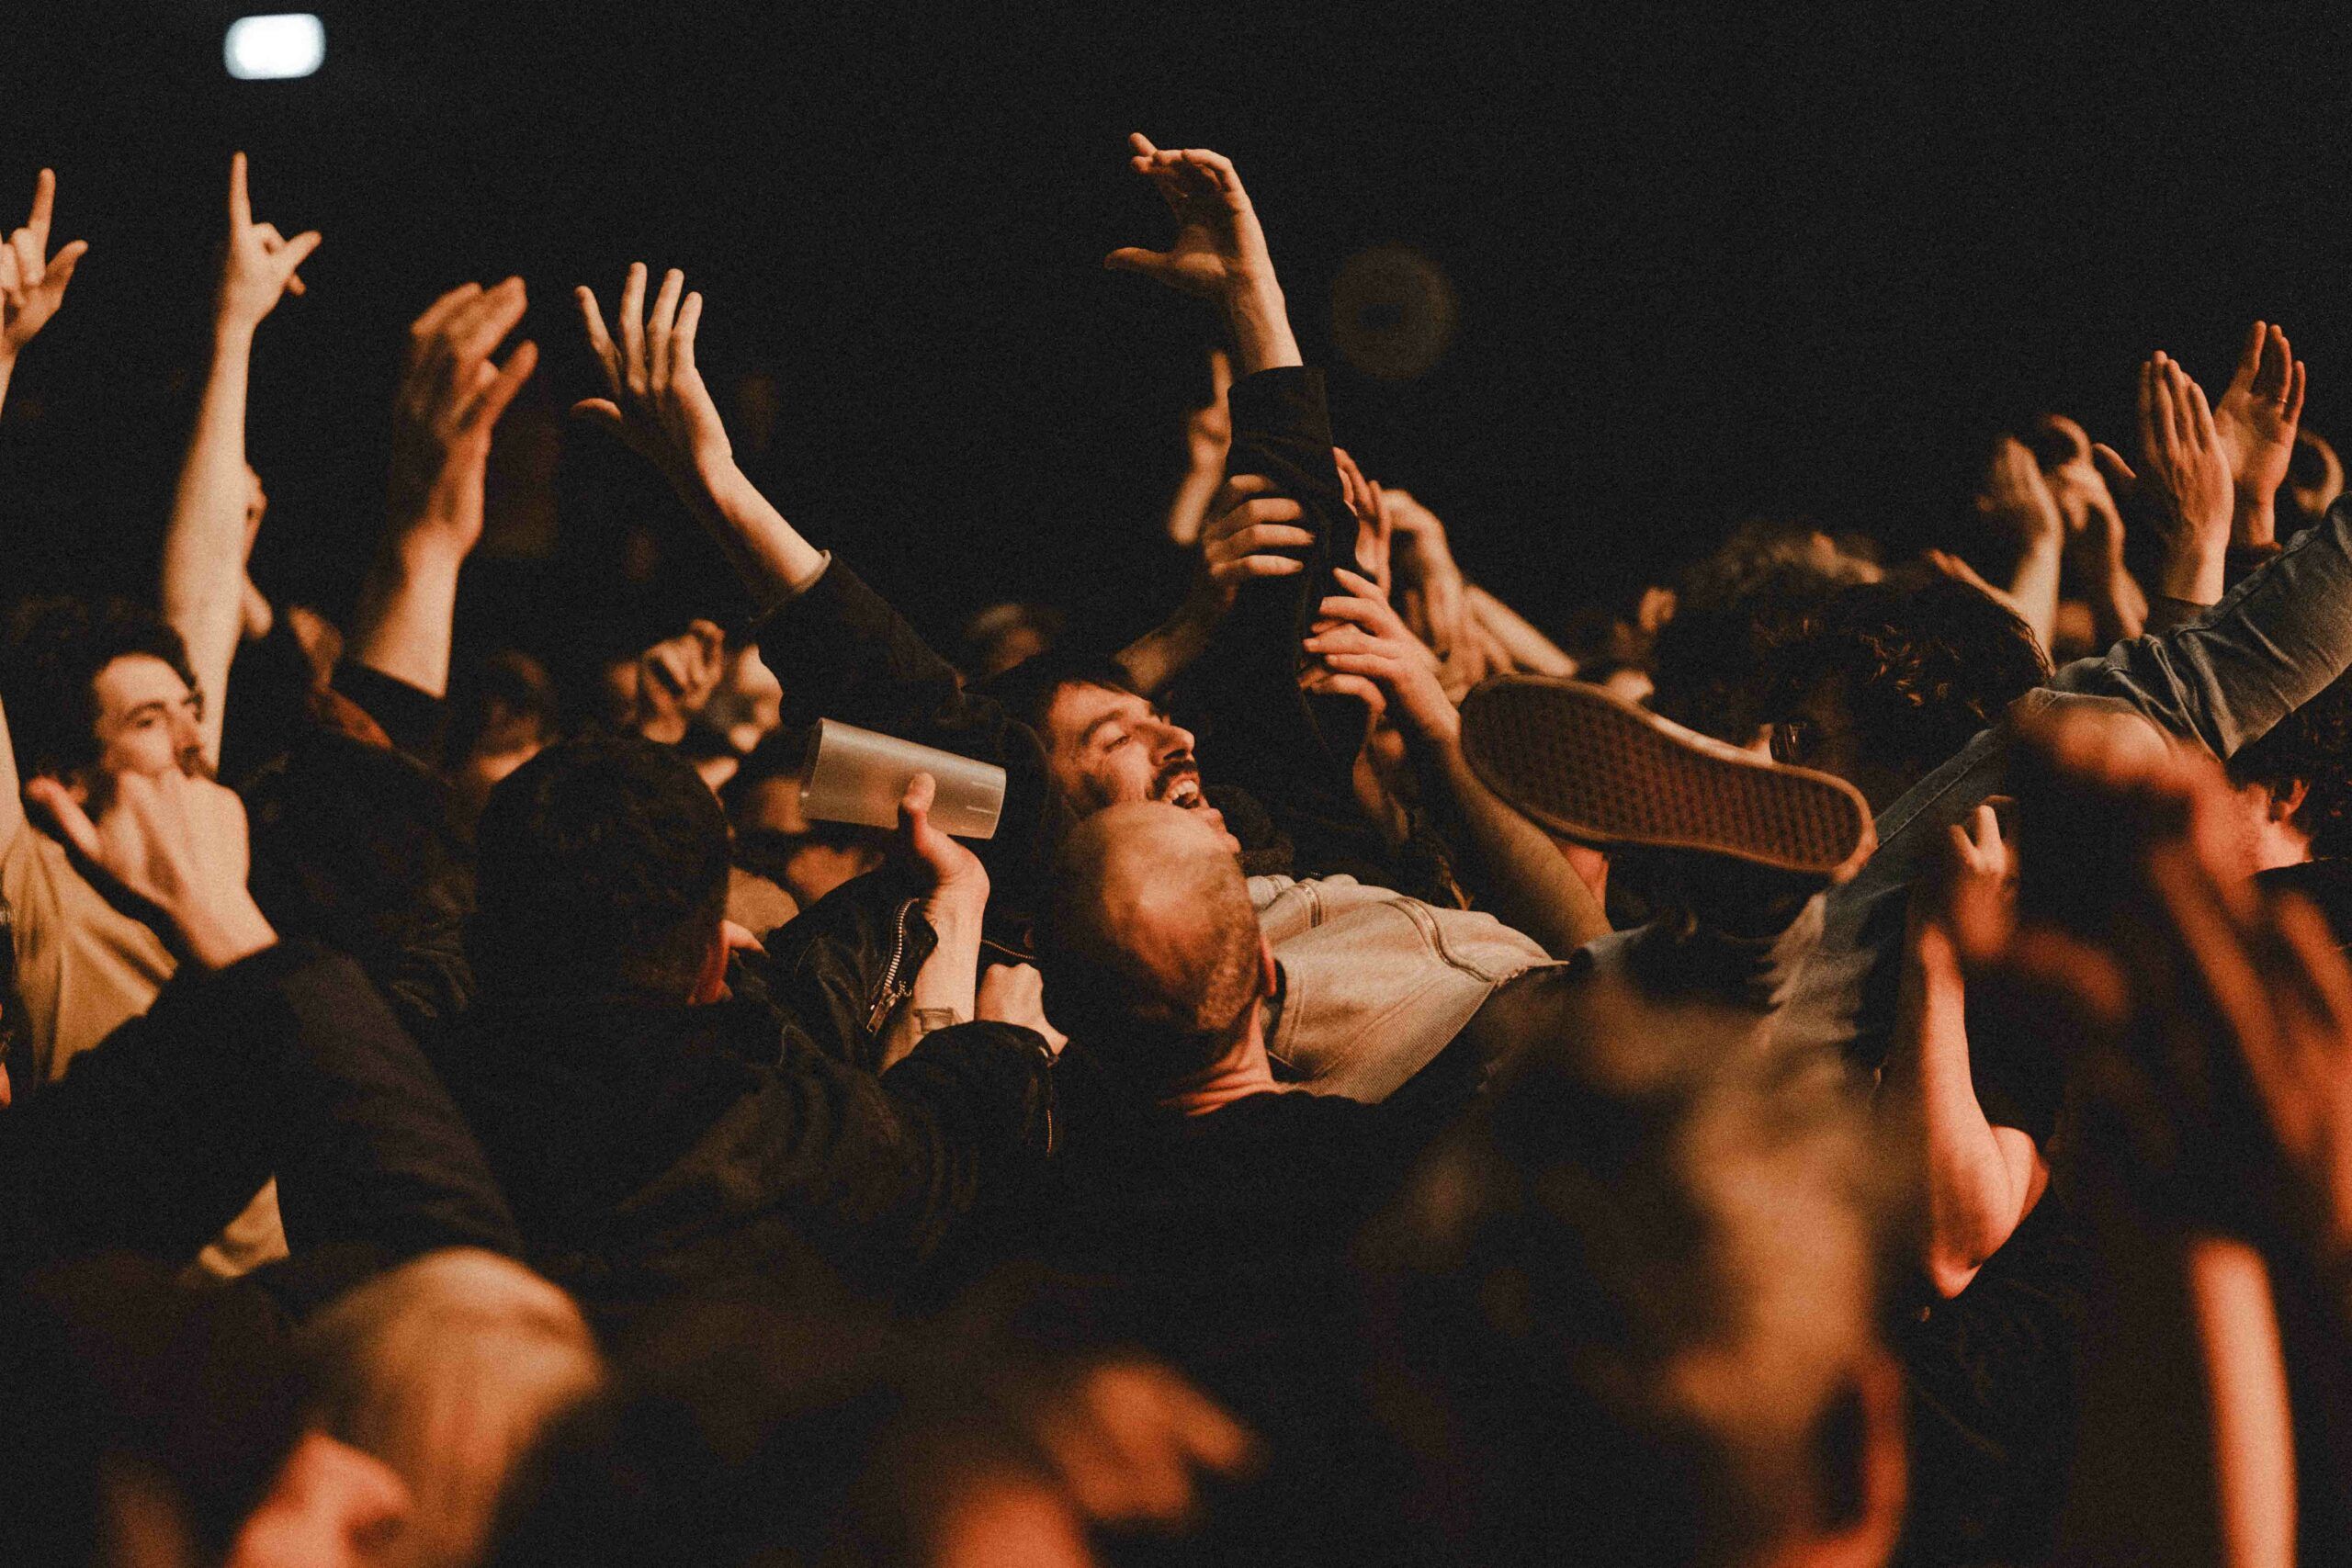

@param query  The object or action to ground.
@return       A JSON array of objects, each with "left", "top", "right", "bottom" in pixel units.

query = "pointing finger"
[{"left": 228, "top": 151, "right": 252, "bottom": 230}]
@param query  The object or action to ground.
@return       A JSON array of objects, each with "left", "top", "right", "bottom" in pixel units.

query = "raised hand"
[
  {"left": 574, "top": 264, "right": 732, "bottom": 492},
  {"left": 1193, "top": 473, "right": 1312, "bottom": 606},
  {"left": 1993, "top": 704, "right": 2352, "bottom": 1281},
  {"left": 0, "top": 168, "right": 88, "bottom": 367},
  {"left": 2033, "top": 415, "right": 2130, "bottom": 572},
  {"left": 1381, "top": 486, "right": 1471, "bottom": 667},
  {"left": 1165, "top": 347, "right": 1233, "bottom": 549},
  {"left": 1332, "top": 446, "right": 1392, "bottom": 597},
  {"left": 1301, "top": 567, "right": 1458, "bottom": 748},
  {"left": 25, "top": 771, "right": 275, "bottom": 970},
  {"left": 2211, "top": 320, "right": 2307, "bottom": 548},
  {"left": 1186, "top": 347, "right": 1234, "bottom": 469},
  {"left": 897, "top": 771, "right": 989, "bottom": 915},
  {"left": 386, "top": 277, "right": 537, "bottom": 551},
  {"left": 212, "top": 152, "right": 320, "bottom": 338},
  {"left": 1973, "top": 435, "right": 2063, "bottom": 649},
  {"left": 2134, "top": 352, "right": 2233, "bottom": 604},
  {"left": 624, "top": 619, "right": 727, "bottom": 746},
  {"left": 351, "top": 277, "right": 537, "bottom": 699},
  {"left": 1104, "top": 135, "right": 1299, "bottom": 373},
  {"left": 573, "top": 265, "right": 825, "bottom": 607}
]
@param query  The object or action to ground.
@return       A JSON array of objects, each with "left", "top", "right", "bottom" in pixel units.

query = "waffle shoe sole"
[{"left": 1460, "top": 675, "right": 1874, "bottom": 882}]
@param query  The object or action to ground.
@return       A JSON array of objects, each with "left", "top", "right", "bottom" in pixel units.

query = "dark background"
[{"left": 4, "top": 2, "right": 2350, "bottom": 676}]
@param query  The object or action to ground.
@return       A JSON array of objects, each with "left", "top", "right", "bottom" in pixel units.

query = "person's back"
[{"left": 434, "top": 737, "right": 1056, "bottom": 1328}]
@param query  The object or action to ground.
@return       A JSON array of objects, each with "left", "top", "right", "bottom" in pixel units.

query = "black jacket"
[
  {"left": 0, "top": 939, "right": 517, "bottom": 1292},
  {"left": 432, "top": 989, "right": 1054, "bottom": 1327}
]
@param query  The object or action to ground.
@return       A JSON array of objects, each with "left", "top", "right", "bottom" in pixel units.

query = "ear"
[
  {"left": 2270, "top": 777, "right": 2311, "bottom": 825},
  {"left": 687, "top": 921, "right": 730, "bottom": 1006},
  {"left": 1257, "top": 936, "right": 1278, "bottom": 998}
]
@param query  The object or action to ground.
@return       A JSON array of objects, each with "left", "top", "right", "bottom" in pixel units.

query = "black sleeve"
[
  {"left": 681, "top": 1020, "right": 1056, "bottom": 1285},
  {"left": 264, "top": 943, "right": 518, "bottom": 1264},
  {"left": 1173, "top": 367, "right": 1397, "bottom": 881},
  {"left": 216, "top": 621, "right": 323, "bottom": 789},
  {"left": 330, "top": 660, "right": 449, "bottom": 769},
  {"left": 0, "top": 941, "right": 516, "bottom": 1275},
  {"left": 752, "top": 561, "right": 1067, "bottom": 910}
]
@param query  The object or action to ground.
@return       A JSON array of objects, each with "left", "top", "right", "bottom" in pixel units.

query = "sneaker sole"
[{"left": 1459, "top": 675, "right": 1873, "bottom": 878}]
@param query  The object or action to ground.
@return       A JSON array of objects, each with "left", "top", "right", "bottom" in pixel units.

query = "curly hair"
[
  {"left": 2227, "top": 668, "right": 2352, "bottom": 861},
  {"left": 0, "top": 596, "right": 197, "bottom": 783},
  {"left": 1761, "top": 567, "right": 2052, "bottom": 785}
]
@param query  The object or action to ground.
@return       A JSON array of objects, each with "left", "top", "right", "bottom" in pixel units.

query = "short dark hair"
[
  {"left": 1362, "top": 1007, "right": 1889, "bottom": 1567},
  {"left": 2228, "top": 667, "right": 2352, "bottom": 861},
  {"left": 1764, "top": 567, "right": 2051, "bottom": 781},
  {"left": 469, "top": 737, "right": 730, "bottom": 999},
  {"left": 0, "top": 596, "right": 197, "bottom": 782}
]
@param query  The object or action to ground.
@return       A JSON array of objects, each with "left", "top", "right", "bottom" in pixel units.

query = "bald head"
[{"left": 1040, "top": 802, "right": 1266, "bottom": 1080}]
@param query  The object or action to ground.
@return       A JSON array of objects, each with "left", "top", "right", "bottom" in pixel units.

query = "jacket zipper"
[{"left": 865, "top": 897, "right": 921, "bottom": 1034}]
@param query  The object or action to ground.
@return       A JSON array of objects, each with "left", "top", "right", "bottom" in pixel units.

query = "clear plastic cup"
[{"left": 797, "top": 718, "right": 1006, "bottom": 840}]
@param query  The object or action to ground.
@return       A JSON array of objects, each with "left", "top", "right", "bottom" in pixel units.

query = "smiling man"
[{"left": 0, "top": 595, "right": 209, "bottom": 1085}]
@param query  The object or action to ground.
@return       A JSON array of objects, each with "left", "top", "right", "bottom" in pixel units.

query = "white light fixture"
[{"left": 224, "top": 15, "right": 326, "bottom": 81}]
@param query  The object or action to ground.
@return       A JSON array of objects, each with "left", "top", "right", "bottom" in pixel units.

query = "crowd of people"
[{"left": 0, "top": 130, "right": 2349, "bottom": 1567}]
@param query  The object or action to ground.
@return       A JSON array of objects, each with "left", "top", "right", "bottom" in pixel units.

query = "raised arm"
[
  {"left": 346, "top": 278, "right": 537, "bottom": 699},
  {"left": 1103, "top": 134, "right": 1300, "bottom": 376},
  {"left": 1303, "top": 569, "right": 1608, "bottom": 954},
  {"left": 0, "top": 168, "right": 86, "bottom": 418},
  {"left": 1879, "top": 807, "right": 2046, "bottom": 1299},
  {"left": 161, "top": 153, "right": 320, "bottom": 765},
  {"left": 2036, "top": 413, "right": 2146, "bottom": 646},
  {"left": 1973, "top": 436, "right": 2064, "bottom": 655},
  {"left": 573, "top": 264, "right": 825, "bottom": 608},
  {"left": 0, "top": 169, "right": 87, "bottom": 850}
]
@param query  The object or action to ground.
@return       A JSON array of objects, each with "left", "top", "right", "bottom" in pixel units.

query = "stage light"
[{"left": 224, "top": 15, "right": 325, "bottom": 81}]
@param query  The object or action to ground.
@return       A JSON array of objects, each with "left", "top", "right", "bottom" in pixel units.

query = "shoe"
[{"left": 1459, "top": 674, "right": 1874, "bottom": 884}]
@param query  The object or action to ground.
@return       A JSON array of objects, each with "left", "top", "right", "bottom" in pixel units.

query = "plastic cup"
[{"left": 797, "top": 718, "right": 1006, "bottom": 840}]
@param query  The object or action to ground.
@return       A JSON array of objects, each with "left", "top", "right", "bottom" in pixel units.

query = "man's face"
[
  {"left": 83, "top": 654, "right": 205, "bottom": 798},
  {"left": 1041, "top": 683, "right": 1240, "bottom": 853}
]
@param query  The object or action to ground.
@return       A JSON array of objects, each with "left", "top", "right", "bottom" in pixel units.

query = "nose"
[
  {"left": 173, "top": 705, "right": 205, "bottom": 765},
  {"left": 1147, "top": 714, "right": 1196, "bottom": 761}
]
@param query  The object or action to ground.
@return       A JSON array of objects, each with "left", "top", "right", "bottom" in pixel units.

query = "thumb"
[
  {"left": 899, "top": 770, "right": 939, "bottom": 831},
  {"left": 570, "top": 397, "right": 627, "bottom": 434},
  {"left": 277, "top": 230, "right": 322, "bottom": 293},
  {"left": 2090, "top": 442, "right": 2136, "bottom": 492},
  {"left": 42, "top": 239, "right": 86, "bottom": 294},
  {"left": 1103, "top": 246, "right": 1171, "bottom": 277},
  {"left": 24, "top": 777, "right": 100, "bottom": 862}
]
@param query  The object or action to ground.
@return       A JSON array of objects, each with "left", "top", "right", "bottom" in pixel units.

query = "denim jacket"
[{"left": 1772, "top": 501, "right": 2352, "bottom": 1072}]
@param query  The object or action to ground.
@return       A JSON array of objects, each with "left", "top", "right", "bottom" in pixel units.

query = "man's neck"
[{"left": 1159, "top": 1030, "right": 1279, "bottom": 1118}]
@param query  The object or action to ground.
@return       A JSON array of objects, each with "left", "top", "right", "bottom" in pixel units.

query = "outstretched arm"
[
  {"left": 1104, "top": 134, "right": 1300, "bottom": 376},
  {"left": 1303, "top": 569, "right": 1609, "bottom": 954},
  {"left": 161, "top": 153, "right": 320, "bottom": 765},
  {"left": 0, "top": 169, "right": 86, "bottom": 850},
  {"left": 0, "top": 167, "right": 86, "bottom": 419},
  {"left": 346, "top": 278, "right": 537, "bottom": 698},
  {"left": 574, "top": 264, "right": 826, "bottom": 608}
]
